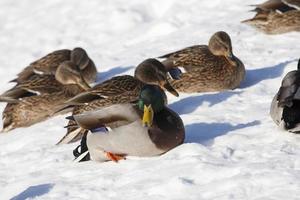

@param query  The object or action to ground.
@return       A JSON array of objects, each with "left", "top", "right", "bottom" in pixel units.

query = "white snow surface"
[{"left": 0, "top": 0, "right": 300, "bottom": 199}]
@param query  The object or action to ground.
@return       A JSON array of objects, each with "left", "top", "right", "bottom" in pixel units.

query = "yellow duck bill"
[{"left": 142, "top": 104, "right": 154, "bottom": 127}]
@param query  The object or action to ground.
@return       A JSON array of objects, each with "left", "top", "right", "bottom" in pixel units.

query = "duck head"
[
  {"left": 208, "top": 31, "right": 235, "bottom": 64},
  {"left": 134, "top": 58, "right": 179, "bottom": 97},
  {"left": 70, "top": 47, "right": 90, "bottom": 70},
  {"left": 55, "top": 61, "right": 91, "bottom": 90},
  {"left": 138, "top": 85, "right": 166, "bottom": 127}
]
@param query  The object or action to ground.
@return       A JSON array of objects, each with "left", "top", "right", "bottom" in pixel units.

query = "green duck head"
[
  {"left": 137, "top": 85, "right": 167, "bottom": 127},
  {"left": 134, "top": 58, "right": 179, "bottom": 97},
  {"left": 55, "top": 61, "right": 91, "bottom": 90}
]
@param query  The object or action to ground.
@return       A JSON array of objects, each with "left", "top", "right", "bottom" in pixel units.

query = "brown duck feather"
[
  {"left": 243, "top": 0, "right": 300, "bottom": 34},
  {"left": 159, "top": 32, "right": 245, "bottom": 93},
  {"left": 1, "top": 48, "right": 97, "bottom": 132},
  {"left": 12, "top": 48, "right": 97, "bottom": 84}
]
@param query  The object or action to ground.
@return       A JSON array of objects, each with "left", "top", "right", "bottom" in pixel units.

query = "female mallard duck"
[
  {"left": 58, "top": 58, "right": 179, "bottom": 144},
  {"left": 242, "top": 0, "right": 300, "bottom": 34},
  {"left": 270, "top": 59, "right": 300, "bottom": 132},
  {"left": 12, "top": 47, "right": 97, "bottom": 84},
  {"left": 70, "top": 85, "right": 185, "bottom": 162},
  {"left": 0, "top": 48, "right": 97, "bottom": 132},
  {"left": 158, "top": 31, "right": 245, "bottom": 93}
]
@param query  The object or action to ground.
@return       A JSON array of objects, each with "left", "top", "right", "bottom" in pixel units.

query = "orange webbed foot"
[{"left": 105, "top": 152, "right": 126, "bottom": 163}]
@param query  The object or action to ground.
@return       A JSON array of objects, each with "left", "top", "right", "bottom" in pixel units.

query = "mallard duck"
[
  {"left": 12, "top": 47, "right": 97, "bottom": 84},
  {"left": 0, "top": 48, "right": 97, "bottom": 132},
  {"left": 270, "top": 59, "right": 300, "bottom": 132},
  {"left": 158, "top": 31, "right": 245, "bottom": 93},
  {"left": 242, "top": 0, "right": 300, "bottom": 34},
  {"left": 70, "top": 85, "right": 185, "bottom": 162},
  {"left": 58, "top": 58, "right": 179, "bottom": 144}
]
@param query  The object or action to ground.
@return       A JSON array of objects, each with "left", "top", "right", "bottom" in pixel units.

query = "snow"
[{"left": 0, "top": 0, "right": 300, "bottom": 199}]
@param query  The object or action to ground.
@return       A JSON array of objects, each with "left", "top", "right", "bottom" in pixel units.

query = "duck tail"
[
  {"left": 0, "top": 95, "right": 19, "bottom": 103},
  {"left": 56, "top": 120, "right": 87, "bottom": 145},
  {"left": 54, "top": 105, "right": 75, "bottom": 115},
  {"left": 1, "top": 115, "right": 14, "bottom": 133}
]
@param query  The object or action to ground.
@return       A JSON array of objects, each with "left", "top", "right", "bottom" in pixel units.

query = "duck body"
[
  {"left": 58, "top": 59, "right": 177, "bottom": 144},
  {"left": 242, "top": 0, "right": 300, "bottom": 34},
  {"left": 2, "top": 78, "right": 83, "bottom": 132},
  {"left": 270, "top": 59, "right": 300, "bottom": 132},
  {"left": 159, "top": 32, "right": 245, "bottom": 93},
  {"left": 1, "top": 47, "right": 97, "bottom": 132},
  {"left": 72, "top": 86, "right": 185, "bottom": 162},
  {"left": 14, "top": 47, "right": 97, "bottom": 84},
  {"left": 59, "top": 75, "right": 145, "bottom": 144}
]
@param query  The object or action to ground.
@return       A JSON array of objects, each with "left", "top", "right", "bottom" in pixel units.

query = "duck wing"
[
  {"left": 65, "top": 75, "right": 141, "bottom": 105},
  {"left": 282, "top": 0, "right": 300, "bottom": 10},
  {"left": 1, "top": 75, "right": 63, "bottom": 102},
  {"left": 159, "top": 45, "right": 203, "bottom": 60},
  {"left": 12, "top": 49, "right": 71, "bottom": 83},
  {"left": 253, "top": 0, "right": 296, "bottom": 12}
]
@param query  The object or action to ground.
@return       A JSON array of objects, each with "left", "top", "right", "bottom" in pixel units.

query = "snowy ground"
[{"left": 0, "top": 0, "right": 300, "bottom": 199}]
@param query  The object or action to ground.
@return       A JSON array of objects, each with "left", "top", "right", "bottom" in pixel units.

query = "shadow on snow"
[
  {"left": 185, "top": 120, "right": 261, "bottom": 145},
  {"left": 240, "top": 60, "right": 295, "bottom": 88},
  {"left": 170, "top": 91, "right": 242, "bottom": 115},
  {"left": 10, "top": 183, "right": 54, "bottom": 200}
]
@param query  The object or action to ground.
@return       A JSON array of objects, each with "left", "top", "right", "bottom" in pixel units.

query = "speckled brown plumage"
[
  {"left": 159, "top": 32, "right": 245, "bottom": 93},
  {"left": 1, "top": 47, "right": 97, "bottom": 132},
  {"left": 3, "top": 86, "right": 83, "bottom": 132},
  {"left": 58, "top": 58, "right": 177, "bottom": 144},
  {"left": 242, "top": 0, "right": 300, "bottom": 34},
  {"left": 14, "top": 47, "right": 97, "bottom": 84}
]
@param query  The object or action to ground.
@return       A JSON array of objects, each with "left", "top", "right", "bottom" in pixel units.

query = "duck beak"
[
  {"left": 78, "top": 76, "right": 91, "bottom": 91},
  {"left": 142, "top": 104, "right": 154, "bottom": 127},
  {"left": 162, "top": 81, "right": 179, "bottom": 97}
]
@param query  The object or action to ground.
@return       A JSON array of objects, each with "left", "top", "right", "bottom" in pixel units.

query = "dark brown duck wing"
[
  {"left": 159, "top": 45, "right": 216, "bottom": 72},
  {"left": 12, "top": 49, "right": 71, "bottom": 83},
  {"left": 254, "top": 0, "right": 297, "bottom": 12},
  {"left": 1, "top": 75, "right": 64, "bottom": 102},
  {"left": 65, "top": 75, "right": 142, "bottom": 105},
  {"left": 283, "top": 0, "right": 300, "bottom": 9},
  {"left": 159, "top": 45, "right": 203, "bottom": 59}
]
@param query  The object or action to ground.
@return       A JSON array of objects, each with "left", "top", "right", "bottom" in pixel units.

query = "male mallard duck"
[
  {"left": 58, "top": 58, "right": 179, "bottom": 144},
  {"left": 158, "top": 31, "right": 245, "bottom": 93},
  {"left": 12, "top": 47, "right": 97, "bottom": 84},
  {"left": 242, "top": 0, "right": 300, "bottom": 34},
  {"left": 0, "top": 48, "right": 97, "bottom": 132},
  {"left": 70, "top": 85, "right": 185, "bottom": 162},
  {"left": 270, "top": 59, "right": 300, "bottom": 132}
]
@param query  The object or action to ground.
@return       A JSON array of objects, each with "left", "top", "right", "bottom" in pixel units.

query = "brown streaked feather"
[
  {"left": 243, "top": 0, "right": 300, "bottom": 34},
  {"left": 88, "top": 75, "right": 141, "bottom": 97},
  {"left": 1, "top": 89, "right": 82, "bottom": 132},
  {"left": 255, "top": 0, "right": 289, "bottom": 11},
  {"left": 160, "top": 43, "right": 245, "bottom": 93},
  {"left": 1, "top": 75, "right": 64, "bottom": 101},
  {"left": 15, "top": 49, "right": 71, "bottom": 83}
]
